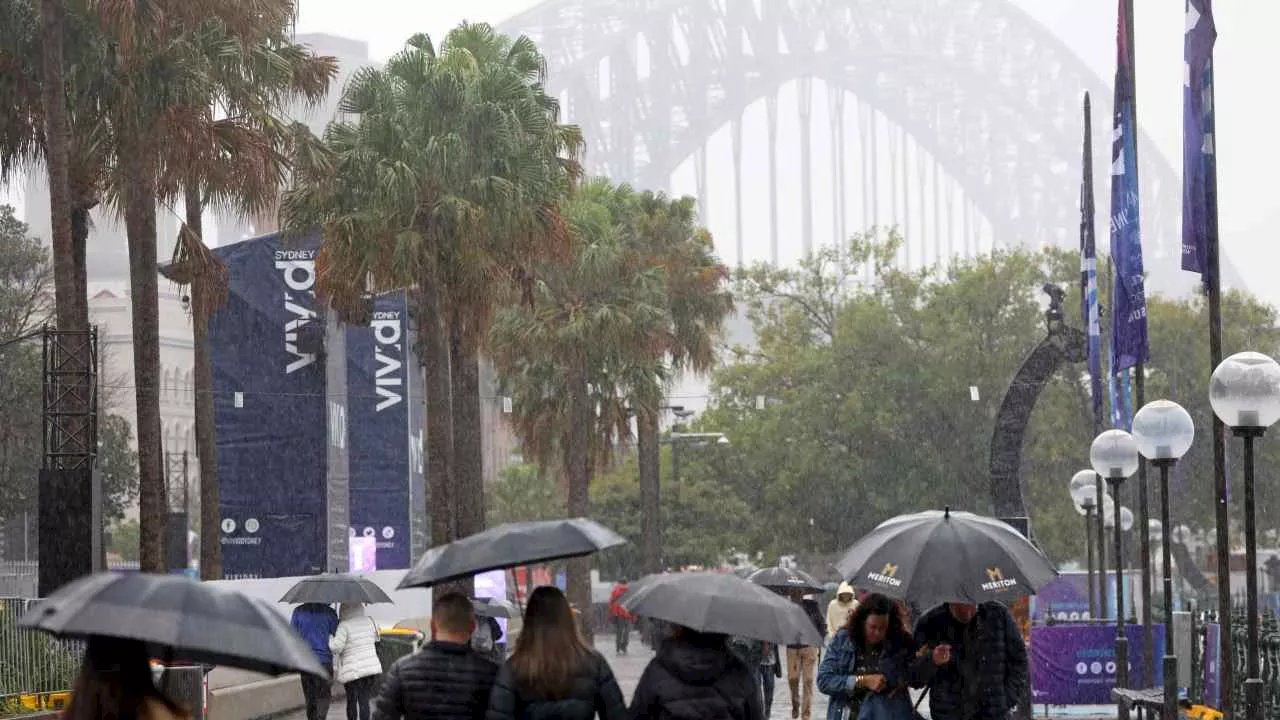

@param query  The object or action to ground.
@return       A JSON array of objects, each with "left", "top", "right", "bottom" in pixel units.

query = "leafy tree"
[
  {"left": 107, "top": 519, "right": 139, "bottom": 563},
  {"left": 486, "top": 463, "right": 562, "bottom": 526},
  {"left": 281, "top": 25, "right": 581, "bottom": 573}
]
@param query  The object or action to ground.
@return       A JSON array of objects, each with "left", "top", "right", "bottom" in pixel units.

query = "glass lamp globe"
[
  {"left": 1069, "top": 470, "right": 1099, "bottom": 511},
  {"left": 1102, "top": 502, "right": 1116, "bottom": 528},
  {"left": 1209, "top": 351, "right": 1280, "bottom": 429},
  {"left": 1119, "top": 506, "right": 1134, "bottom": 532},
  {"left": 1149, "top": 518, "right": 1162, "bottom": 538},
  {"left": 1090, "top": 429, "right": 1140, "bottom": 479},
  {"left": 1132, "top": 400, "right": 1195, "bottom": 461}
]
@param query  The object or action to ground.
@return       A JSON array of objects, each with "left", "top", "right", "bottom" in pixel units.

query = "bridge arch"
[{"left": 500, "top": 0, "right": 1241, "bottom": 294}]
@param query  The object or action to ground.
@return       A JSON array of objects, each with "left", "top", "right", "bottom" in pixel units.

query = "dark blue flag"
[
  {"left": 1110, "top": 0, "right": 1149, "bottom": 372},
  {"left": 1182, "top": 0, "right": 1217, "bottom": 278},
  {"left": 1080, "top": 94, "right": 1103, "bottom": 430}
]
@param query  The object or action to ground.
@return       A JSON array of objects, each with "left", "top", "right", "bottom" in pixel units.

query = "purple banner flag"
[
  {"left": 1109, "top": 0, "right": 1149, "bottom": 372},
  {"left": 1080, "top": 94, "right": 1104, "bottom": 430},
  {"left": 1031, "top": 624, "right": 1165, "bottom": 705},
  {"left": 1203, "top": 623, "right": 1221, "bottom": 708},
  {"left": 1182, "top": 0, "right": 1218, "bottom": 278}
]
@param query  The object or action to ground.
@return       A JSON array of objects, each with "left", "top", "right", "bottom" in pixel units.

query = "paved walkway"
[{"left": 289, "top": 632, "right": 829, "bottom": 720}]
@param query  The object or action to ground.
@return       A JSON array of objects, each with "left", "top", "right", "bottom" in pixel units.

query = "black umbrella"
[
  {"left": 21, "top": 572, "right": 327, "bottom": 677},
  {"left": 280, "top": 574, "right": 392, "bottom": 605},
  {"left": 835, "top": 508, "right": 1058, "bottom": 607},
  {"left": 619, "top": 572, "right": 823, "bottom": 647},
  {"left": 399, "top": 518, "right": 626, "bottom": 589},
  {"left": 472, "top": 597, "right": 519, "bottom": 619},
  {"left": 748, "top": 566, "right": 825, "bottom": 594}
]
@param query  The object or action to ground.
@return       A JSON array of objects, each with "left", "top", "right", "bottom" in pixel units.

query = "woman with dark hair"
[
  {"left": 63, "top": 637, "right": 188, "bottom": 720},
  {"left": 816, "top": 594, "right": 920, "bottom": 720},
  {"left": 486, "top": 586, "right": 627, "bottom": 720},
  {"left": 630, "top": 626, "right": 765, "bottom": 720}
]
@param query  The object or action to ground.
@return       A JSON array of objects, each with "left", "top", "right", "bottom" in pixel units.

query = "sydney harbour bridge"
[{"left": 499, "top": 0, "right": 1241, "bottom": 295}]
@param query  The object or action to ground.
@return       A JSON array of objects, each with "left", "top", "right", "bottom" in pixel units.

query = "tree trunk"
[
  {"left": 637, "top": 409, "right": 661, "bottom": 575},
  {"left": 71, "top": 205, "right": 89, "bottom": 326},
  {"left": 449, "top": 316, "right": 484, "bottom": 597},
  {"left": 565, "top": 369, "right": 592, "bottom": 640},
  {"left": 38, "top": 0, "right": 83, "bottom": 334},
  {"left": 185, "top": 187, "right": 222, "bottom": 580},
  {"left": 413, "top": 282, "right": 453, "bottom": 547},
  {"left": 123, "top": 168, "right": 166, "bottom": 573}
]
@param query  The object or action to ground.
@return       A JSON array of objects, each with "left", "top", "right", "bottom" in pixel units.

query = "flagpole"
[{"left": 1081, "top": 92, "right": 1104, "bottom": 621}]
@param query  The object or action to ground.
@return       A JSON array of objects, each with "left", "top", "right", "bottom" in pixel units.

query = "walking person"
[
  {"left": 292, "top": 602, "right": 340, "bottom": 720},
  {"left": 825, "top": 583, "right": 858, "bottom": 642},
  {"left": 331, "top": 603, "right": 384, "bottom": 720},
  {"left": 731, "top": 636, "right": 783, "bottom": 717},
  {"left": 609, "top": 578, "right": 634, "bottom": 655},
  {"left": 63, "top": 637, "right": 189, "bottom": 720},
  {"left": 630, "top": 626, "right": 766, "bottom": 720},
  {"left": 486, "top": 586, "right": 627, "bottom": 720},
  {"left": 913, "top": 602, "right": 1029, "bottom": 720},
  {"left": 373, "top": 592, "right": 499, "bottom": 720},
  {"left": 785, "top": 591, "right": 826, "bottom": 720},
  {"left": 817, "top": 594, "right": 921, "bottom": 720}
]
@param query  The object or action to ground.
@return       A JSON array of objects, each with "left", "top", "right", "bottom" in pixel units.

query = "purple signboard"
[
  {"left": 1203, "top": 623, "right": 1220, "bottom": 710},
  {"left": 1031, "top": 574, "right": 1092, "bottom": 623},
  {"left": 1030, "top": 624, "right": 1165, "bottom": 705}
]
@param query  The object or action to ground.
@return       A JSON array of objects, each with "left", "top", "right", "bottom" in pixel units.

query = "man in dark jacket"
[
  {"left": 631, "top": 627, "right": 765, "bottom": 720},
  {"left": 913, "top": 602, "right": 1029, "bottom": 720},
  {"left": 729, "top": 636, "right": 783, "bottom": 717},
  {"left": 291, "top": 602, "right": 339, "bottom": 720},
  {"left": 373, "top": 592, "right": 499, "bottom": 720}
]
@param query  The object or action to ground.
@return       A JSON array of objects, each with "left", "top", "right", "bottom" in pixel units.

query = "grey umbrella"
[
  {"left": 836, "top": 508, "right": 1058, "bottom": 608},
  {"left": 399, "top": 518, "right": 626, "bottom": 589},
  {"left": 280, "top": 574, "right": 392, "bottom": 605},
  {"left": 21, "top": 572, "right": 327, "bottom": 677},
  {"left": 747, "top": 566, "right": 825, "bottom": 594},
  {"left": 619, "top": 572, "right": 823, "bottom": 647}
]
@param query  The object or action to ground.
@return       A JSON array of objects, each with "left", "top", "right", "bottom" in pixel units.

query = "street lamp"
[
  {"left": 1210, "top": 351, "right": 1280, "bottom": 720},
  {"left": 1132, "top": 398, "right": 1195, "bottom": 720},
  {"left": 1092, "top": 428, "right": 1139, "bottom": 690},
  {"left": 1070, "top": 469, "right": 1102, "bottom": 619}
]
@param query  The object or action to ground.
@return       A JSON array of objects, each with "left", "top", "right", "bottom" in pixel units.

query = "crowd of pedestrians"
[{"left": 283, "top": 580, "right": 1028, "bottom": 720}]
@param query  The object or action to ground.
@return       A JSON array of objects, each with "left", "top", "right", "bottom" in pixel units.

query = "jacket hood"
[
  {"left": 339, "top": 602, "right": 366, "bottom": 620},
  {"left": 658, "top": 638, "right": 733, "bottom": 687},
  {"left": 836, "top": 582, "right": 856, "bottom": 600}
]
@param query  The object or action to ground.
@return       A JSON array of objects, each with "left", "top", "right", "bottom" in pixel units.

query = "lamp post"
[
  {"left": 1132, "top": 399, "right": 1195, "bottom": 720},
  {"left": 1092, "top": 428, "right": 1140, "bottom": 690},
  {"left": 658, "top": 430, "right": 730, "bottom": 570},
  {"left": 1209, "top": 351, "right": 1280, "bottom": 720},
  {"left": 1071, "top": 469, "right": 1102, "bottom": 620}
]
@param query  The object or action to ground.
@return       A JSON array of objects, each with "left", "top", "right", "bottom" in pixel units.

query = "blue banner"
[
  {"left": 1030, "top": 624, "right": 1165, "bottom": 705},
  {"left": 1181, "top": 0, "right": 1218, "bottom": 279},
  {"left": 211, "top": 234, "right": 327, "bottom": 578},
  {"left": 1109, "top": 0, "right": 1149, "bottom": 372},
  {"left": 346, "top": 293, "right": 412, "bottom": 570}
]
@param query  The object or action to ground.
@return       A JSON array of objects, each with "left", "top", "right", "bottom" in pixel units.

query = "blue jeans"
[{"left": 761, "top": 665, "right": 777, "bottom": 716}]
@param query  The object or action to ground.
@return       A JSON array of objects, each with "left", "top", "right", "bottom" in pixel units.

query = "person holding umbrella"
[
  {"left": 785, "top": 589, "right": 826, "bottom": 720},
  {"left": 608, "top": 578, "right": 634, "bottom": 655},
  {"left": 912, "top": 602, "right": 1026, "bottom": 720},
  {"left": 629, "top": 625, "right": 765, "bottom": 720},
  {"left": 486, "top": 586, "right": 627, "bottom": 720},
  {"left": 64, "top": 638, "right": 188, "bottom": 720},
  {"left": 330, "top": 603, "right": 384, "bottom": 720},
  {"left": 292, "top": 602, "right": 340, "bottom": 720}
]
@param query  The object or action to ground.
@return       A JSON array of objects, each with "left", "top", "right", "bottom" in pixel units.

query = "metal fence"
[
  {"left": 0, "top": 597, "right": 82, "bottom": 714},
  {"left": 1187, "top": 605, "right": 1280, "bottom": 718}
]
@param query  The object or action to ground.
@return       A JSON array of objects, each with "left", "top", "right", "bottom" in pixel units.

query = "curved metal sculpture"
[
  {"left": 988, "top": 284, "right": 1087, "bottom": 518},
  {"left": 499, "top": 0, "right": 1241, "bottom": 295}
]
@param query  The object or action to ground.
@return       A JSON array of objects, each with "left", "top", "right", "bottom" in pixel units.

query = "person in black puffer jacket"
[
  {"left": 913, "top": 602, "right": 1028, "bottom": 720},
  {"left": 486, "top": 586, "right": 627, "bottom": 720},
  {"left": 629, "top": 626, "right": 765, "bottom": 720},
  {"left": 373, "top": 592, "right": 499, "bottom": 720}
]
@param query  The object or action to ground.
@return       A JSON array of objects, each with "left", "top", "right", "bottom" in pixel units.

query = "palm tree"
[
  {"left": 281, "top": 25, "right": 580, "bottom": 565},
  {"left": 490, "top": 178, "right": 673, "bottom": 628},
  {"left": 622, "top": 192, "right": 733, "bottom": 574}
]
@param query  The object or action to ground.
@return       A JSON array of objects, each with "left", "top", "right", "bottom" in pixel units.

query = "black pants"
[
  {"left": 344, "top": 674, "right": 379, "bottom": 720},
  {"left": 760, "top": 666, "right": 776, "bottom": 717},
  {"left": 301, "top": 664, "right": 333, "bottom": 720},
  {"left": 613, "top": 618, "right": 630, "bottom": 653}
]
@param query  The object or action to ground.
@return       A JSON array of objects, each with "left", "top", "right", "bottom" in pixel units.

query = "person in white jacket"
[
  {"left": 825, "top": 582, "right": 858, "bottom": 641},
  {"left": 330, "top": 603, "right": 383, "bottom": 720}
]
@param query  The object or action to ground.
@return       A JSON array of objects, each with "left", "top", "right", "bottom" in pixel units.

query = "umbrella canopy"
[
  {"left": 472, "top": 597, "right": 519, "bottom": 619},
  {"left": 835, "top": 508, "right": 1058, "bottom": 607},
  {"left": 280, "top": 574, "right": 392, "bottom": 605},
  {"left": 399, "top": 518, "right": 626, "bottom": 589},
  {"left": 21, "top": 573, "right": 327, "bottom": 677},
  {"left": 747, "top": 566, "right": 825, "bottom": 594},
  {"left": 619, "top": 572, "right": 823, "bottom": 647}
]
